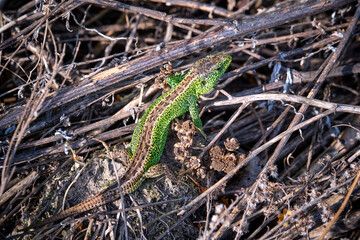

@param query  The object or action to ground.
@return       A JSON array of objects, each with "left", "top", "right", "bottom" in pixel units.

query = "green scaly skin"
[{"left": 26, "top": 54, "right": 232, "bottom": 229}]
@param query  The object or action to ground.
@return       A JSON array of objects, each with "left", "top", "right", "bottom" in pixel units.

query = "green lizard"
[{"left": 27, "top": 54, "right": 232, "bottom": 229}]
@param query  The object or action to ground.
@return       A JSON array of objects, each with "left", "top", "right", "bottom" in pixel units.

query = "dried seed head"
[
  {"left": 174, "top": 142, "right": 187, "bottom": 162},
  {"left": 224, "top": 137, "right": 240, "bottom": 152},
  {"left": 222, "top": 153, "right": 237, "bottom": 173},
  {"left": 210, "top": 146, "right": 225, "bottom": 159},
  {"left": 210, "top": 158, "right": 226, "bottom": 172},
  {"left": 196, "top": 166, "right": 207, "bottom": 179},
  {"left": 189, "top": 156, "right": 201, "bottom": 169}
]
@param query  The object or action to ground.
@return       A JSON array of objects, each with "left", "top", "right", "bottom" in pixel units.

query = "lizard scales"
[{"left": 29, "top": 54, "right": 232, "bottom": 228}]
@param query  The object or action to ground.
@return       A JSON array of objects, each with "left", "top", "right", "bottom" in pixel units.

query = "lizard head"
[{"left": 193, "top": 54, "right": 231, "bottom": 96}]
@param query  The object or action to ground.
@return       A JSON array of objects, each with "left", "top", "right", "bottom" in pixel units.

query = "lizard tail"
[{"left": 27, "top": 189, "right": 120, "bottom": 229}]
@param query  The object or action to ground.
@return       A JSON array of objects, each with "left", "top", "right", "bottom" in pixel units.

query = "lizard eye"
[{"left": 214, "top": 66, "right": 222, "bottom": 72}]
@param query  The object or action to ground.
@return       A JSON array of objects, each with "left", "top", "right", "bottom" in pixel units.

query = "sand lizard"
[{"left": 26, "top": 54, "right": 232, "bottom": 229}]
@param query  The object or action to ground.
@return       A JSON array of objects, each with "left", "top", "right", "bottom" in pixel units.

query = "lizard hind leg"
[
  {"left": 143, "top": 163, "right": 176, "bottom": 182},
  {"left": 113, "top": 146, "right": 133, "bottom": 166}
]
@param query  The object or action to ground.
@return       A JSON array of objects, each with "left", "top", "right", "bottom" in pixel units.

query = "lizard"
[{"left": 25, "top": 53, "right": 232, "bottom": 230}]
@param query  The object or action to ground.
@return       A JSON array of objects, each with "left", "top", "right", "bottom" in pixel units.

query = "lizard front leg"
[{"left": 188, "top": 95, "right": 207, "bottom": 138}]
